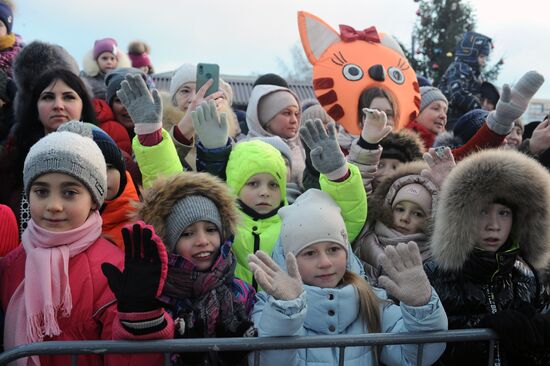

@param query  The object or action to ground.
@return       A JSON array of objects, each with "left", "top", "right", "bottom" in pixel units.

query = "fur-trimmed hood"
[
  {"left": 431, "top": 149, "right": 550, "bottom": 272},
  {"left": 368, "top": 161, "right": 438, "bottom": 233},
  {"left": 380, "top": 129, "right": 425, "bottom": 162},
  {"left": 82, "top": 49, "right": 131, "bottom": 77},
  {"left": 134, "top": 172, "right": 241, "bottom": 249}
]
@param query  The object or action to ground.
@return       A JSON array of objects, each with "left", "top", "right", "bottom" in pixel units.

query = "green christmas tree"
[{"left": 405, "top": 0, "right": 503, "bottom": 84}]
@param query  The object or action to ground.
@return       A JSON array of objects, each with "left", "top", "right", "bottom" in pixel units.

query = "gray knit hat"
[
  {"left": 420, "top": 86, "right": 448, "bottom": 113},
  {"left": 279, "top": 189, "right": 349, "bottom": 256},
  {"left": 23, "top": 131, "right": 107, "bottom": 206},
  {"left": 164, "top": 195, "right": 222, "bottom": 253}
]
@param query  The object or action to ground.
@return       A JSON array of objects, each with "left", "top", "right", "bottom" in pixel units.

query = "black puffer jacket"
[
  {"left": 427, "top": 149, "right": 550, "bottom": 365},
  {"left": 425, "top": 242, "right": 542, "bottom": 365}
]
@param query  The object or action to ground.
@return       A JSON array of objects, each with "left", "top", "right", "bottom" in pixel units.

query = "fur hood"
[
  {"left": 82, "top": 49, "right": 131, "bottom": 77},
  {"left": 431, "top": 149, "right": 550, "bottom": 272},
  {"left": 134, "top": 172, "right": 241, "bottom": 248},
  {"left": 368, "top": 161, "right": 438, "bottom": 233},
  {"left": 380, "top": 129, "right": 425, "bottom": 162}
]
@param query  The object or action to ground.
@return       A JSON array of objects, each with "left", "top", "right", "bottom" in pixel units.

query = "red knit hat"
[{"left": 0, "top": 204, "right": 19, "bottom": 256}]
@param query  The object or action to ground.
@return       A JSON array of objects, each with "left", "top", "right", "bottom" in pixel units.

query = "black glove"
[
  {"left": 479, "top": 302, "right": 548, "bottom": 352},
  {"left": 102, "top": 221, "right": 168, "bottom": 312}
]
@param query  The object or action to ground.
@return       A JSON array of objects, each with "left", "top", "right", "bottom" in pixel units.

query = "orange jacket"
[{"left": 101, "top": 171, "right": 139, "bottom": 250}]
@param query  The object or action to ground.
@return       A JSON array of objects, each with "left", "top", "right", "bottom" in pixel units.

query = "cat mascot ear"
[{"left": 297, "top": 11, "right": 420, "bottom": 135}]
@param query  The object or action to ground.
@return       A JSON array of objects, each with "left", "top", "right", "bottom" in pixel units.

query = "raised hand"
[
  {"left": 421, "top": 146, "right": 456, "bottom": 188},
  {"left": 116, "top": 74, "right": 163, "bottom": 134},
  {"left": 300, "top": 119, "right": 347, "bottom": 179},
  {"left": 378, "top": 241, "right": 432, "bottom": 307},
  {"left": 191, "top": 100, "right": 229, "bottom": 149},
  {"left": 487, "top": 71, "right": 544, "bottom": 135},
  {"left": 361, "top": 108, "right": 392, "bottom": 144},
  {"left": 248, "top": 251, "right": 303, "bottom": 301},
  {"left": 102, "top": 221, "right": 168, "bottom": 312}
]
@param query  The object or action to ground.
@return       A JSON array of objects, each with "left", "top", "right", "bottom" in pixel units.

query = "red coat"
[
  {"left": 0, "top": 237, "right": 170, "bottom": 366},
  {"left": 405, "top": 120, "right": 505, "bottom": 162},
  {"left": 93, "top": 99, "right": 132, "bottom": 155}
]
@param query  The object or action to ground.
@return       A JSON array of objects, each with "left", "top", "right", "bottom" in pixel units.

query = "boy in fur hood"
[{"left": 425, "top": 149, "right": 550, "bottom": 365}]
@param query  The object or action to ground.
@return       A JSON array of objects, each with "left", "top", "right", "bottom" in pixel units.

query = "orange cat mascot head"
[{"left": 298, "top": 11, "right": 420, "bottom": 135}]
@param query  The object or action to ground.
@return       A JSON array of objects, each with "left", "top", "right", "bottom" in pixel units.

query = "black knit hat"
[{"left": 453, "top": 109, "right": 489, "bottom": 145}]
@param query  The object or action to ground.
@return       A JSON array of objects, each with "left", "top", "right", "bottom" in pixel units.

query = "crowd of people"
[{"left": 0, "top": 2, "right": 550, "bottom": 365}]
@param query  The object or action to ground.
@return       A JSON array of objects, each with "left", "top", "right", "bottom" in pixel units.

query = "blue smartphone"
[{"left": 196, "top": 63, "right": 220, "bottom": 97}]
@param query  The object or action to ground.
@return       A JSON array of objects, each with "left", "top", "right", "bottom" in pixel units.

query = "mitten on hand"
[
  {"left": 361, "top": 108, "right": 392, "bottom": 144},
  {"left": 479, "top": 302, "right": 547, "bottom": 352},
  {"left": 378, "top": 241, "right": 432, "bottom": 307},
  {"left": 248, "top": 251, "right": 303, "bottom": 301},
  {"left": 300, "top": 119, "right": 347, "bottom": 180},
  {"left": 102, "top": 221, "right": 168, "bottom": 312},
  {"left": 487, "top": 71, "right": 544, "bottom": 135},
  {"left": 421, "top": 146, "right": 456, "bottom": 188},
  {"left": 116, "top": 74, "right": 163, "bottom": 135},
  {"left": 191, "top": 100, "right": 229, "bottom": 149}
]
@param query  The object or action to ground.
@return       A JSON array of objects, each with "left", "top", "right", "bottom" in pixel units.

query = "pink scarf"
[{"left": 4, "top": 211, "right": 103, "bottom": 366}]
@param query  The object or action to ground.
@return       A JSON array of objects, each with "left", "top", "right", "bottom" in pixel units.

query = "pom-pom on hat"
[
  {"left": 93, "top": 38, "right": 119, "bottom": 60},
  {"left": 23, "top": 131, "right": 107, "bottom": 207},
  {"left": 420, "top": 86, "right": 448, "bottom": 113},
  {"left": 279, "top": 189, "right": 349, "bottom": 256}
]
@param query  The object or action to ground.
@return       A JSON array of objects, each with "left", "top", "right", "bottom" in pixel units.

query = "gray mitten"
[
  {"left": 300, "top": 119, "right": 347, "bottom": 180},
  {"left": 191, "top": 100, "right": 229, "bottom": 149},
  {"left": 248, "top": 251, "right": 303, "bottom": 301},
  {"left": 378, "top": 241, "right": 432, "bottom": 307},
  {"left": 487, "top": 71, "right": 544, "bottom": 135},
  {"left": 117, "top": 74, "right": 163, "bottom": 135}
]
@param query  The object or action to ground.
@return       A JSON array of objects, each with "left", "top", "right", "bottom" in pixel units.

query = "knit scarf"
[
  {"left": 161, "top": 241, "right": 251, "bottom": 337},
  {"left": 4, "top": 211, "right": 103, "bottom": 366},
  {"left": 374, "top": 221, "right": 431, "bottom": 262}
]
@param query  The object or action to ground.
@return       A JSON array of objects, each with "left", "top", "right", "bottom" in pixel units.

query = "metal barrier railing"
[{"left": 0, "top": 329, "right": 498, "bottom": 366}]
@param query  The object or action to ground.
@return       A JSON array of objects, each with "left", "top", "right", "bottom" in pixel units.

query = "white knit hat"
[
  {"left": 23, "top": 131, "right": 107, "bottom": 206},
  {"left": 279, "top": 189, "right": 349, "bottom": 256},
  {"left": 169, "top": 63, "right": 196, "bottom": 105}
]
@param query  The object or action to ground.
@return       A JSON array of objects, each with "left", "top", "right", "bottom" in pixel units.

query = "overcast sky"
[{"left": 14, "top": 0, "right": 550, "bottom": 98}]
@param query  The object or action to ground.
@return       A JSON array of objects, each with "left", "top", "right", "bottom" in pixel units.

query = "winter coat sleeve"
[
  {"left": 451, "top": 123, "right": 506, "bottom": 161},
  {"left": 441, "top": 61, "right": 482, "bottom": 112},
  {"left": 195, "top": 139, "right": 232, "bottom": 180},
  {"left": 377, "top": 288, "right": 448, "bottom": 366},
  {"left": 320, "top": 163, "right": 368, "bottom": 243},
  {"left": 346, "top": 140, "right": 381, "bottom": 196},
  {"left": 168, "top": 125, "right": 194, "bottom": 166},
  {"left": 249, "top": 291, "right": 307, "bottom": 366},
  {"left": 132, "top": 128, "right": 184, "bottom": 189}
]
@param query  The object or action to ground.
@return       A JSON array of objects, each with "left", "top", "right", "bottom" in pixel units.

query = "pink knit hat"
[
  {"left": 129, "top": 52, "right": 152, "bottom": 69},
  {"left": 93, "top": 38, "right": 119, "bottom": 60},
  {"left": 0, "top": 204, "right": 19, "bottom": 256}
]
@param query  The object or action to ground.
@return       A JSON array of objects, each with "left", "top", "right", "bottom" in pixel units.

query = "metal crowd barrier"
[{"left": 0, "top": 329, "right": 498, "bottom": 366}]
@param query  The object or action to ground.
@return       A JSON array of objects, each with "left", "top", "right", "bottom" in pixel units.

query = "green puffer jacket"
[{"left": 132, "top": 129, "right": 184, "bottom": 189}]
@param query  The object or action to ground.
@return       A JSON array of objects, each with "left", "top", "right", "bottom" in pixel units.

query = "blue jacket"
[
  {"left": 438, "top": 32, "right": 493, "bottom": 121},
  {"left": 251, "top": 284, "right": 447, "bottom": 366}
]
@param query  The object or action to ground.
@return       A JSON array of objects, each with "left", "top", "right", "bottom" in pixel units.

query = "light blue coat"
[{"left": 251, "top": 281, "right": 447, "bottom": 366}]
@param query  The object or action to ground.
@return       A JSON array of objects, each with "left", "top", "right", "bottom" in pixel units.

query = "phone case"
[{"left": 196, "top": 63, "right": 220, "bottom": 97}]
